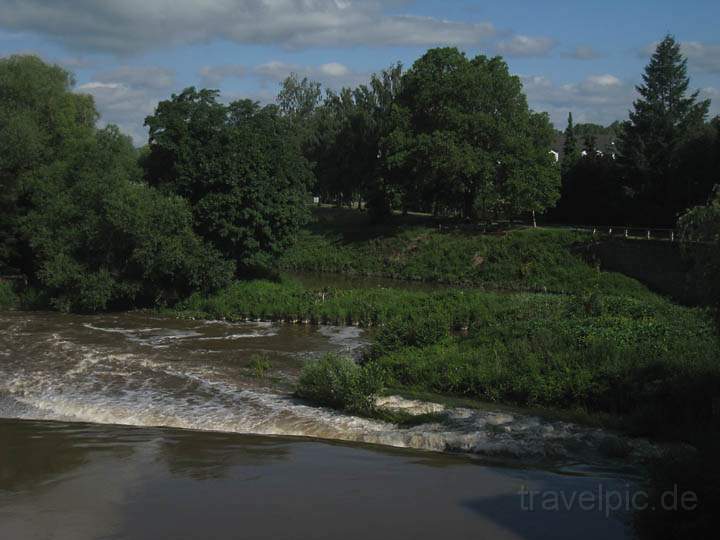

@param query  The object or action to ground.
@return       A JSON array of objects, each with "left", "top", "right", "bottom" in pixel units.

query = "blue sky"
[{"left": 1, "top": 0, "right": 718, "bottom": 143}]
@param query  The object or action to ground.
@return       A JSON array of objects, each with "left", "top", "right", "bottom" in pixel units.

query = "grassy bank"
[{"left": 278, "top": 208, "right": 651, "bottom": 297}]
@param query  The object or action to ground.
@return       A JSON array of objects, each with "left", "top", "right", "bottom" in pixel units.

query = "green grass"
[
  {"left": 278, "top": 208, "right": 652, "bottom": 298},
  {"left": 174, "top": 277, "right": 719, "bottom": 439}
]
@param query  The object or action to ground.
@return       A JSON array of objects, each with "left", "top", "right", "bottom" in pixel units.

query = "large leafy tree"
[
  {"left": 618, "top": 35, "right": 710, "bottom": 224},
  {"left": 387, "top": 48, "right": 559, "bottom": 220},
  {"left": 144, "top": 89, "right": 313, "bottom": 272},
  {"left": 311, "top": 63, "right": 404, "bottom": 218},
  {"left": 0, "top": 55, "right": 96, "bottom": 272},
  {"left": 0, "top": 56, "right": 232, "bottom": 311},
  {"left": 22, "top": 126, "right": 232, "bottom": 311}
]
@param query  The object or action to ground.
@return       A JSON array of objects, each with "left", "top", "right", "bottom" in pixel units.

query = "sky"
[{"left": 1, "top": 0, "right": 718, "bottom": 144}]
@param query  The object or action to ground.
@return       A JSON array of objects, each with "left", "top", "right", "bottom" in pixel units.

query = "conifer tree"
[
  {"left": 562, "top": 112, "right": 580, "bottom": 174},
  {"left": 618, "top": 35, "right": 710, "bottom": 224}
]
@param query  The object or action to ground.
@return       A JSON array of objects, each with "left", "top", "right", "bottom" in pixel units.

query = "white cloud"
[
  {"left": 641, "top": 40, "right": 720, "bottom": 74},
  {"left": 95, "top": 66, "right": 175, "bottom": 90},
  {"left": 585, "top": 74, "right": 621, "bottom": 87},
  {"left": 319, "top": 62, "right": 349, "bottom": 77},
  {"left": 682, "top": 42, "right": 720, "bottom": 74},
  {"left": 0, "top": 1, "right": 496, "bottom": 54},
  {"left": 522, "top": 73, "right": 635, "bottom": 127},
  {"left": 199, "top": 65, "right": 246, "bottom": 87},
  {"left": 254, "top": 60, "right": 366, "bottom": 89},
  {"left": 565, "top": 45, "right": 601, "bottom": 60},
  {"left": 496, "top": 35, "right": 556, "bottom": 57},
  {"left": 77, "top": 65, "right": 178, "bottom": 144}
]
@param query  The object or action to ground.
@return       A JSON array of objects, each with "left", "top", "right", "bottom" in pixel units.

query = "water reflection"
[
  {"left": 157, "top": 431, "right": 290, "bottom": 480},
  {"left": 0, "top": 419, "right": 133, "bottom": 492},
  {"left": 0, "top": 419, "right": 633, "bottom": 540}
]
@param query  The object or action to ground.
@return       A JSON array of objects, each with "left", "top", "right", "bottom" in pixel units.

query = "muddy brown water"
[{"left": 0, "top": 310, "right": 641, "bottom": 539}]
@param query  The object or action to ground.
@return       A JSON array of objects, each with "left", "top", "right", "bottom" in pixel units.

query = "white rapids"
[{"left": 0, "top": 311, "right": 658, "bottom": 468}]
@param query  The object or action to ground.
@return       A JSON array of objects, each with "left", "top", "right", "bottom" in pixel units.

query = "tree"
[
  {"left": 21, "top": 126, "right": 233, "bottom": 311},
  {"left": 553, "top": 151, "right": 625, "bottom": 225},
  {"left": 145, "top": 89, "right": 312, "bottom": 272},
  {"left": 388, "top": 47, "right": 559, "bottom": 220},
  {"left": 583, "top": 134, "right": 598, "bottom": 155},
  {"left": 0, "top": 55, "right": 96, "bottom": 273},
  {"left": 310, "top": 63, "right": 404, "bottom": 218},
  {"left": 0, "top": 56, "right": 232, "bottom": 311},
  {"left": 617, "top": 35, "right": 710, "bottom": 225},
  {"left": 277, "top": 73, "right": 322, "bottom": 121},
  {"left": 277, "top": 74, "right": 323, "bottom": 154},
  {"left": 562, "top": 112, "right": 580, "bottom": 174}
]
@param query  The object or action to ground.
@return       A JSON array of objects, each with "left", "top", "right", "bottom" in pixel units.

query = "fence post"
[
  {"left": 624, "top": 229, "right": 628, "bottom": 238},
  {"left": 671, "top": 231, "right": 674, "bottom": 242},
  {"left": 647, "top": 230, "right": 651, "bottom": 240}
]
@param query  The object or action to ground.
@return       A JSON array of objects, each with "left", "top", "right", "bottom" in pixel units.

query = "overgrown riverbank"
[
  {"left": 174, "top": 277, "right": 719, "bottom": 436},
  {"left": 278, "top": 208, "right": 652, "bottom": 297}
]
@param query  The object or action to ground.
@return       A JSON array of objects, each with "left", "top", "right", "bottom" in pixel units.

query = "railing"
[{"left": 577, "top": 226, "right": 677, "bottom": 242}]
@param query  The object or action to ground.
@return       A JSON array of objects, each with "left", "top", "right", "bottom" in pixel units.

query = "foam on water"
[{"left": 0, "top": 312, "right": 657, "bottom": 468}]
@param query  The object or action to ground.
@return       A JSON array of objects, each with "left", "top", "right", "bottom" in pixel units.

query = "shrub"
[{"left": 296, "top": 354, "right": 385, "bottom": 416}]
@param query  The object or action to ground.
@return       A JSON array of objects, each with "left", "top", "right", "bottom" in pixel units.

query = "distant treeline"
[{"left": 1, "top": 36, "right": 718, "bottom": 311}]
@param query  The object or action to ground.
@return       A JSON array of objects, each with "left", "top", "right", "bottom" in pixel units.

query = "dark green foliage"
[
  {"left": 279, "top": 209, "right": 652, "bottom": 296},
  {"left": 374, "top": 292, "right": 720, "bottom": 429},
  {"left": 618, "top": 35, "right": 711, "bottom": 225},
  {"left": 20, "top": 126, "right": 233, "bottom": 312},
  {"left": 296, "top": 354, "right": 384, "bottom": 416},
  {"left": 176, "top": 277, "right": 719, "bottom": 435},
  {"left": 311, "top": 64, "right": 403, "bottom": 219},
  {"left": 0, "top": 281, "right": 18, "bottom": 309},
  {"left": 0, "top": 56, "right": 233, "bottom": 312},
  {"left": 678, "top": 186, "right": 720, "bottom": 309},
  {"left": 553, "top": 150, "right": 627, "bottom": 224},
  {"left": 0, "top": 55, "right": 96, "bottom": 271},
  {"left": 144, "top": 89, "right": 312, "bottom": 272},
  {"left": 388, "top": 48, "right": 560, "bottom": 220},
  {"left": 561, "top": 112, "right": 580, "bottom": 174},
  {"left": 573, "top": 121, "right": 622, "bottom": 139}
]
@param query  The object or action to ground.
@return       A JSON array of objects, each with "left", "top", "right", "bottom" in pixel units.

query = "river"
[{"left": 0, "top": 310, "right": 647, "bottom": 539}]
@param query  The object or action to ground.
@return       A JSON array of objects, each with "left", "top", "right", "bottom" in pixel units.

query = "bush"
[{"left": 296, "top": 354, "right": 385, "bottom": 416}]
